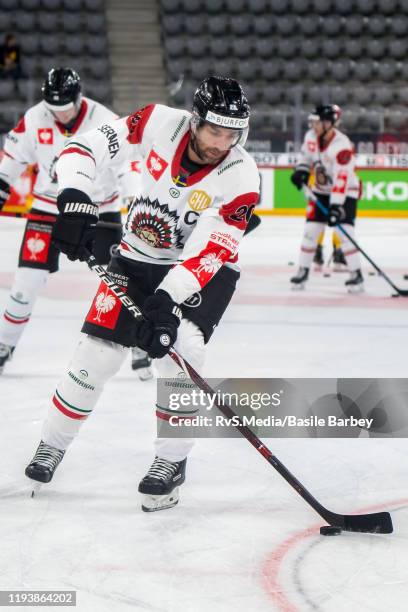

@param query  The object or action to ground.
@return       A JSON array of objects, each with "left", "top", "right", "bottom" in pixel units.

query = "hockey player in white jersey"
[
  {"left": 25, "top": 76, "right": 260, "bottom": 511},
  {"left": 289, "top": 105, "right": 363, "bottom": 291},
  {"left": 0, "top": 68, "right": 123, "bottom": 373}
]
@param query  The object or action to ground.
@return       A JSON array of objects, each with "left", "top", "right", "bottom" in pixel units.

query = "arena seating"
[
  {"left": 0, "top": 0, "right": 111, "bottom": 131},
  {"left": 160, "top": 0, "right": 408, "bottom": 133}
]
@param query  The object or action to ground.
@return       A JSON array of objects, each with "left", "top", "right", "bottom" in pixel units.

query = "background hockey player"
[
  {"left": 24, "top": 76, "right": 260, "bottom": 512},
  {"left": 0, "top": 68, "right": 122, "bottom": 373},
  {"left": 289, "top": 105, "right": 363, "bottom": 291},
  {"left": 314, "top": 228, "right": 347, "bottom": 272}
]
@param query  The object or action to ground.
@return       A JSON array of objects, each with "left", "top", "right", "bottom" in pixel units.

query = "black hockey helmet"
[
  {"left": 309, "top": 104, "right": 342, "bottom": 125},
  {"left": 191, "top": 76, "right": 250, "bottom": 146},
  {"left": 42, "top": 67, "right": 81, "bottom": 111}
]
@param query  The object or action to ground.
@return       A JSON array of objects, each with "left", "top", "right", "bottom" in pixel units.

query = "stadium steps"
[{"left": 105, "top": 0, "right": 167, "bottom": 116}]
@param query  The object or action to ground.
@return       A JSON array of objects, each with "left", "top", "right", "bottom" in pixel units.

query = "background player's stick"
[
  {"left": 86, "top": 251, "right": 393, "bottom": 534},
  {"left": 0, "top": 210, "right": 55, "bottom": 221},
  {"left": 0, "top": 210, "right": 122, "bottom": 233},
  {"left": 303, "top": 186, "right": 408, "bottom": 297}
]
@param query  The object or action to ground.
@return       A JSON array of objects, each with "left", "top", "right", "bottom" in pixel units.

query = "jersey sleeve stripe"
[
  {"left": 66, "top": 140, "right": 94, "bottom": 155},
  {"left": 59, "top": 147, "right": 96, "bottom": 164}
]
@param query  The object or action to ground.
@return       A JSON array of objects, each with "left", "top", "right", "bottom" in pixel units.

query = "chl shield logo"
[
  {"left": 183, "top": 293, "right": 202, "bottom": 308},
  {"left": 129, "top": 196, "right": 184, "bottom": 249},
  {"left": 38, "top": 128, "right": 53, "bottom": 144},
  {"left": 188, "top": 190, "right": 212, "bottom": 212},
  {"left": 146, "top": 149, "right": 168, "bottom": 181}
]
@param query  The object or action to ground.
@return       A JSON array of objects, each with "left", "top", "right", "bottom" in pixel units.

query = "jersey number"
[{"left": 229, "top": 204, "right": 254, "bottom": 224}]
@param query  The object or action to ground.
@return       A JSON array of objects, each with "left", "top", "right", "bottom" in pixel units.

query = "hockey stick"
[
  {"left": 85, "top": 252, "right": 393, "bottom": 534},
  {"left": 0, "top": 210, "right": 122, "bottom": 232},
  {"left": 0, "top": 210, "right": 48, "bottom": 220},
  {"left": 303, "top": 186, "right": 408, "bottom": 297}
]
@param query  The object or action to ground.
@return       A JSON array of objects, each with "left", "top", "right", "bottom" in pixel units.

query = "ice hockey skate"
[
  {"left": 0, "top": 343, "right": 14, "bottom": 374},
  {"left": 290, "top": 267, "right": 309, "bottom": 290},
  {"left": 25, "top": 441, "right": 65, "bottom": 495},
  {"left": 138, "top": 457, "right": 187, "bottom": 512},
  {"left": 345, "top": 269, "right": 364, "bottom": 294},
  {"left": 313, "top": 244, "right": 324, "bottom": 271},
  {"left": 332, "top": 247, "right": 348, "bottom": 272},
  {"left": 131, "top": 346, "right": 153, "bottom": 380}
]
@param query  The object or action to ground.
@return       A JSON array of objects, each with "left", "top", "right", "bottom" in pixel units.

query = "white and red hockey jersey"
[
  {"left": 0, "top": 97, "right": 121, "bottom": 215},
  {"left": 56, "top": 104, "right": 260, "bottom": 303},
  {"left": 296, "top": 128, "right": 361, "bottom": 205}
]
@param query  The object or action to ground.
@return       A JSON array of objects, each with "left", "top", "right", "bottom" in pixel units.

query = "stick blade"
[{"left": 342, "top": 511, "right": 393, "bottom": 534}]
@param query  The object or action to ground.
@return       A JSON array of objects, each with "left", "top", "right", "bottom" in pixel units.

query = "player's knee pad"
[
  {"left": 302, "top": 222, "right": 325, "bottom": 248},
  {"left": 155, "top": 320, "right": 205, "bottom": 378},
  {"left": 154, "top": 321, "right": 203, "bottom": 462},
  {"left": 69, "top": 335, "right": 128, "bottom": 388},
  {"left": 337, "top": 224, "right": 360, "bottom": 266},
  {"left": 42, "top": 337, "right": 127, "bottom": 450},
  {"left": 176, "top": 319, "right": 205, "bottom": 370},
  {"left": 11, "top": 267, "right": 49, "bottom": 303}
]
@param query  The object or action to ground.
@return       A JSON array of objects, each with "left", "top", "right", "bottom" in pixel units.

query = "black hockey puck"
[
  {"left": 320, "top": 526, "right": 342, "bottom": 536},
  {"left": 288, "top": 261, "right": 294, "bottom": 266},
  {"left": 369, "top": 271, "right": 375, "bottom": 276},
  {"left": 323, "top": 273, "right": 331, "bottom": 277}
]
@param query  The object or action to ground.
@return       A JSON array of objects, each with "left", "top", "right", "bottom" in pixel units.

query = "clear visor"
[
  {"left": 308, "top": 113, "right": 339, "bottom": 129},
  {"left": 44, "top": 100, "right": 76, "bottom": 112},
  {"left": 191, "top": 112, "right": 249, "bottom": 148},
  {"left": 307, "top": 113, "right": 321, "bottom": 128}
]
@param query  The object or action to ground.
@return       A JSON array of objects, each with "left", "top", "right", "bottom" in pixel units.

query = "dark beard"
[{"left": 189, "top": 133, "right": 208, "bottom": 164}]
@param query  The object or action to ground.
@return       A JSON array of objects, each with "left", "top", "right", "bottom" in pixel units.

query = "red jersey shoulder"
[
  {"left": 336, "top": 149, "right": 353, "bottom": 165},
  {"left": 126, "top": 104, "right": 155, "bottom": 144},
  {"left": 13, "top": 116, "right": 26, "bottom": 133},
  {"left": 219, "top": 192, "right": 259, "bottom": 230}
]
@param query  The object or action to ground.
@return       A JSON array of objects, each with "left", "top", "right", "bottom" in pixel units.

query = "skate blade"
[
  {"left": 313, "top": 264, "right": 323, "bottom": 272},
  {"left": 141, "top": 487, "right": 180, "bottom": 512},
  {"left": 291, "top": 283, "right": 306, "bottom": 291},
  {"left": 333, "top": 264, "right": 348, "bottom": 272},
  {"left": 347, "top": 284, "right": 365, "bottom": 295},
  {"left": 136, "top": 367, "right": 154, "bottom": 381},
  {"left": 30, "top": 482, "right": 42, "bottom": 498}
]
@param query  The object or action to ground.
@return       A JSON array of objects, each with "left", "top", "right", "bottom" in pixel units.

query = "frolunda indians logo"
[{"left": 129, "top": 197, "right": 184, "bottom": 249}]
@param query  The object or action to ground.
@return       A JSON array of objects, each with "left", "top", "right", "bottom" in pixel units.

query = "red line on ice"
[{"left": 260, "top": 497, "right": 408, "bottom": 612}]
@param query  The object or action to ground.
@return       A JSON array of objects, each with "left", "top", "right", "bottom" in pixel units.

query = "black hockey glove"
[
  {"left": 52, "top": 188, "right": 98, "bottom": 261},
  {"left": 136, "top": 290, "right": 182, "bottom": 359},
  {"left": 0, "top": 178, "right": 11, "bottom": 212},
  {"left": 290, "top": 169, "right": 310, "bottom": 191},
  {"left": 327, "top": 204, "right": 346, "bottom": 227},
  {"left": 244, "top": 212, "right": 261, "bottom": 236}
]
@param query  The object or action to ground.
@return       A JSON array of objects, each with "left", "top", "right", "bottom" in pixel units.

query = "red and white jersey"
[
  {"left": 56, "top": 104, "right": 260, "bottom": 303},
  {"left": 117, "top": 159, "right": 142, "bottom": 208},
  {"left": 297, "top": 128, "right": 360, "bottom": 205},
  {"left": 0, "top": 97, "right": 121, "bottom": 214}
]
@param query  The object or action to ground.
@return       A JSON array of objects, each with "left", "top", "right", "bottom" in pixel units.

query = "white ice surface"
[{"left": 0, "top": 216, "right": 407, "bottom": 612}]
